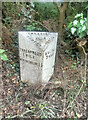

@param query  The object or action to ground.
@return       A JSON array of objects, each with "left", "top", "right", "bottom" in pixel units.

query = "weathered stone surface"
[{"left": 18, "top": 31, "right": 58, "bottom": 84}]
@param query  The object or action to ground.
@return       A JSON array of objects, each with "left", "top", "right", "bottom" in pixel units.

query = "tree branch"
[{"left": 32, "top": 19, "right": 50, "bottom": 32}]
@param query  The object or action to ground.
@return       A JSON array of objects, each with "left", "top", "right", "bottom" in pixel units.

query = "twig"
[
  {"left": 63, "top": 91, "right": 66, "bottom": 115},
  {"left": 67, "top": 83, "right": 84, "bottom": 110},
  {"left": 32, "top": 19, "right": 50, "bottom": 32},
  {"left": 5, "top": 114, "right": 19, "bottom": 119},
  {"left": 5, "top": 109, "right": 32, "bottom": 119},
  {"left": 21, "top": 110, "right": 31, "bottom": 118},
  {"left": 81, "top": 46, "right": 87, "bottom": 83}
]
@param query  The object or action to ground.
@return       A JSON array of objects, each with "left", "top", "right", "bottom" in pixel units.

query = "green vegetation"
[
  {"left": 0, "top": 49, "right": 8, "bottom": 61},
  {"left": 0, "top": 38, "right": 8, "bottom": 61},
  {"left": 68, "top": 13, "right": 88, "bottom": 38},
  {"left": 1, "top": 2, "right": 88, "bottom": 119}
]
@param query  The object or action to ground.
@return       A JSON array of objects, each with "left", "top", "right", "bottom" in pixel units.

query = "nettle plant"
[
  {"left": 68, "top": 13, "right": 88, "bottom": 38},
  {"left": 0, "top": 49, "right": 8, "bottom": 61},
  {"left": 0, "top": 38, "right": 8, "bottom": 61}
]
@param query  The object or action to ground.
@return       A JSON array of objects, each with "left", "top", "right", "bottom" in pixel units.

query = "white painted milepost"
[{"left": 18, "top": 31, "right": 58, "bottom": 84}]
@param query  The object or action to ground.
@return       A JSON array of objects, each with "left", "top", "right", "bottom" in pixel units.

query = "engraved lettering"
[{"left": 20, "top": 58, "right": 42, "bottom": 67}]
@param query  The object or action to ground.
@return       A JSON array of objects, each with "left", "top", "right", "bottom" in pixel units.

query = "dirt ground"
[{"left": 1, "top": 47, "right": 88, "bottom": 119}]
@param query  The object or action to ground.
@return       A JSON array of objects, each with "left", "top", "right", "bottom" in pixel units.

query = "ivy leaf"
[
  {"left": 78, "top": 27, "right": 82, "bottom": 34},
  {"left": 0, "top": 49, "right": 5, "bottom": 54},
  {"left": 28, "top": 15, "right": 32, "bottom": 19},
  {"left": 26, "top": 25, "right": 35, "bottom": 31},
  {"left": 7, "top": 115, "right": 11, "bottom": 119},
  {"left": 0, "top": 54, "right": 8, "bottom": 61},
  {"left": 73, "top": 20, "right": 78, "bottom": 26},
  {"left": 71, "top": 65, "right": 75, "bottom": 68},
  {"left": 82, "top": 25, "right": 86, "bottom": 31},
  {"left": 26, "top": 108, "right": 30, "bottom": 111},
  {"left": 75, "top": 14, "right": 81, "bottom": 18},
  {"left": 76, "top": 22, "right": 80, "bottom": 28},
  {"left": 67, "top": 22, "right": 73, "bottom": 28},
  {"left": 25, "top": 101, "right": 30, "bottom": 105},
  {"left": 71, "top": 27, "right": 76, "bottom": 34},
  {"left": 80, "top": 13, "right": 83, "bottom": 18},
  {"left": 80, "top": 19, "right": 84, "bottom": 25},
  {"left": 31, "top": 2, "right": 34, "bottom": 8}
]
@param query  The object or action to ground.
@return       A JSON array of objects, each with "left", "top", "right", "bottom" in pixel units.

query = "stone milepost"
[{"left": 18, "top": 31, "right": 58, "bottom": 84}]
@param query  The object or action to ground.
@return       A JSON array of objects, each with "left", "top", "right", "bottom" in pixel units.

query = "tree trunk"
[
  {"left": 54, "top": 3, "right": 68, "bottom": 73},
  {"left": 55, "top": 2, "right": 68, "bottom": 46}
]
